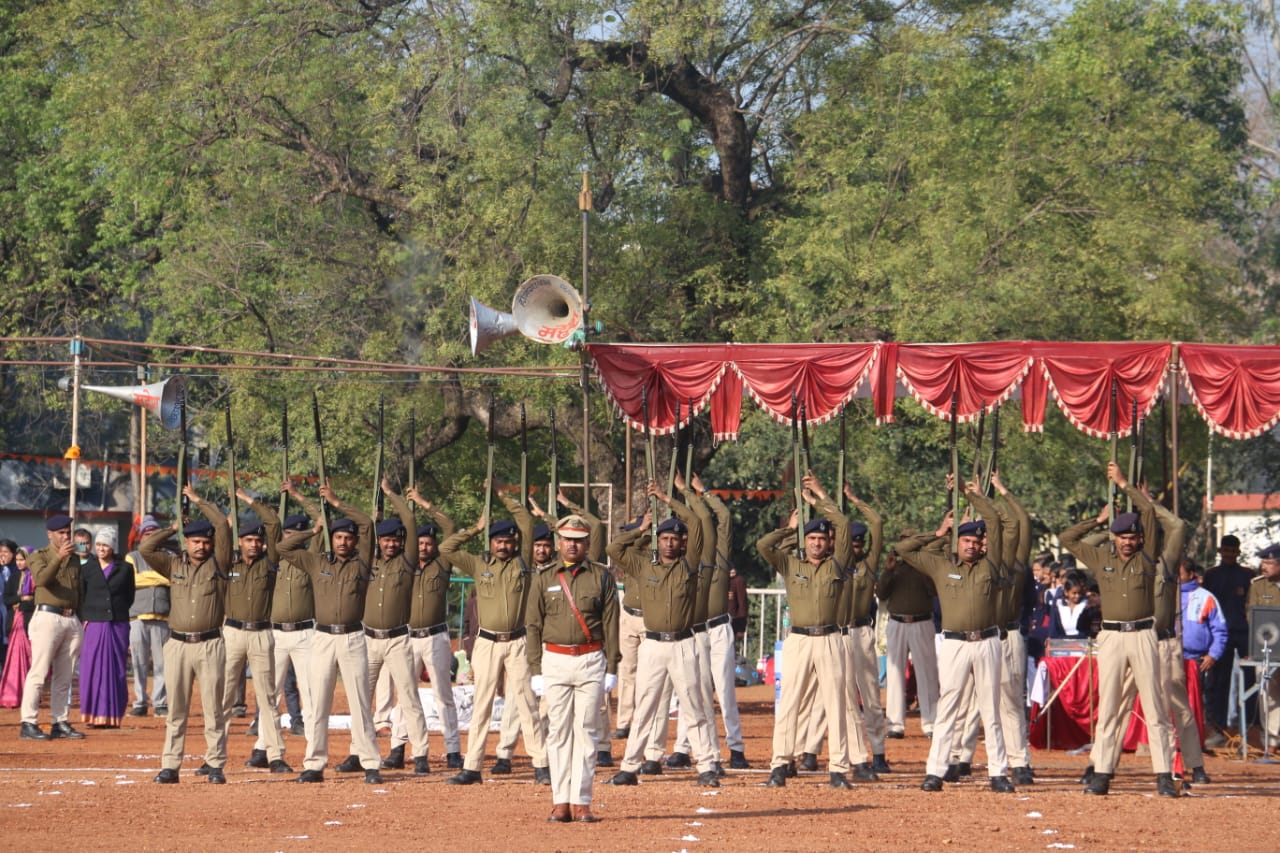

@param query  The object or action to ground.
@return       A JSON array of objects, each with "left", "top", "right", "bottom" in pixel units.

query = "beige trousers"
[
  {"left": 621, "top": 636, "right": 716, "bottom": 773},
  {"left": 390, "top": 631, "right": 461, "bottom": 754},
  {"left": 771, "top": 632, "right": 850, "bottom": 773},
  {"left": 464, "top": 635, "right": 546, "bottom": 771},
  {"left": 255, "top": 627, "right": 315, "bottom": 755},
  {"left": 21, "top": 610, "right": 82, "bottom": 725},
  {"left": 222, "top": 625, "right": 286, "bottom": 760},
  {"left": 926, "top": 636, "right": 1007, "bottom": 778},
  {"left": 1089, "top": 628, "right": 1172, "bottom": 775},
  {"left": 543, "top": 649, "right": 606, "bottom": 805},
  {"left": 304, "top": 630, "right": 380, "bottom": 771},
  {"left": 161, "top": 636, "right": 228, "bottom": 770},
  {"left": 614, "top": 608, "right": 646, "bottom": 729},
  {"left": 367, "top": 633, "right": 430, "bottom": 758},
  {"left": 885, "top": 618, "right": 938, "bottom": 733}
]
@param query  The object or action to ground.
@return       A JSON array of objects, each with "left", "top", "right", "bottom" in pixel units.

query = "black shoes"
[
  {"left": 942, "top": 764, "right": 961, "bottom": 783},
  {"left": 765, "top": 766, "right": 787, "bottom": 787},
  {"left": 269, "top": 759, "right": 292, "bottom": 774},
  {"left": 1011, "top": 766, "right": 1035, "bottom": 786},
  {"left": 1078, "top": 764, "right": 1094, "bottom": 785},
  {"left": 610, "top": 727, "right": 630, "bottom": 740},
  {"left": 785, "top": 760, "right": 797, "bottom": 778},
  {"left": 381, "top": 745, "right": 406, "bottom": 770},
  {"left": 1190, "top": 766, "right": 1211, "bottom": 784},
  {"left": 956, "top": 761, "right": 972, "bottom": 777},
  {"left": 413, "top": 756, "right": 430, "bottom": 775},
  {"left": 446, "top": 752, "right": 464, "bottom": 769},
  {"left": 799, "top": 752, "right": 819, "bottom": 772},
  {"left": 871, "top": 754, "right": 891, "bottom": 773},
  {"left": 491, "top": 757, "right": 513, "bottom": 775},
  {"left": 128, "top": 705, "right": 147, "bottom": 717},
  {"left": 534, "top": 766, "right": 552, "bottom": 785},
  {"left": 245, "top": 749, "right": 269, "bottom": 769},
  {"left": 154, "top": 768, "right": 179, "bottom": 784},
  {"left": 246, "top": 719, "right": 259, "bottom": 737},
  {"left": 335, "top": 754, "right": 362, "bottom": 773},
  {"left": 19, "top": 722, "right": 49, "bottom": 741},
  {"left": 194, "top": 763, "right": 213, "bottom": 777},
  {"left": 696, "top": 770, "right": 720, "bottom": 788},
  {"left": 207, "top": 766, "right": 226, "bottom": 784},
  {"left": 920, "top": 775, "right": 944, "bottom": 792},
  {"left": 1155, "top": 773, "right": 1179, "bottom": 798},
  {"left": 154, "top": 705, "right": 168, "bottom": 717},
  {"left": 829, "top": 772, "right": 853, "bottom": 789},
  {"left": 49, "top": 721, "right": 85, "bottom": 739},
  {"left": 365, "top": 769, "right": 383, "bottom": 784},
  {"left": 665, "top": 751, "right": 692, "bottom": 769},
  {"left": 290, "top": 719, "right": 305, "bottom": 736},
  {"left": 729, "top": 750, "right": 751, "bottom": 770},
  {"left": 989, "top": 776, "right": 1014, "bottom": 793},
  {"left": 232, "top": 705, "right": 247, "bottom": 719},
  {"left": 297, "top": 769, "right": 324, "bottom": 783},
  {"left": 852, "top": 763, "right": 879, "bottom": 782},
  {"left": 1084, "top": 772, "right": 1111, "bottom": 795},
  {"left": 448, "top": 769, "right": 482, "bottom": 785},
  {"left": 596, "top": 750, "right": 614, "bottom": 767},
  {"left": 609, "top": 770, "right": 638, "bottom": 786},
  {"left": 638, "top": 759, "right": 662, "bottom": 775},
  {"left": 886, "top": 729, "right": 905, "bottom": 739}
]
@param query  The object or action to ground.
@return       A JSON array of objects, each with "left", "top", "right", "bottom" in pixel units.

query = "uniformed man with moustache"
[
  {"left": 277, "top": 483, "right": 383, "bottom": 784},
  {"left": 215, "top": 490, "right": 291, "bottom": 774},
  {"left": 384, "top": 488, "right": 462, "bottom": 770},
  {"left": 141, "top": 486, "right": 233, "bottom": 784},
  {"left": 528, "top": 514, "right": 620, "bottom": 824},
  {"left": 1061, "top": 462, "right": 1178, "bottom": 797},
  {"left": 608, "top": 481, "right": 720, "bottom": 788},
  {"left": 19, "top": 514, "right": 86, "bottom": 742},
  {"left": 441, "top": 482, "right": 550, "bottom": 786},
  {"left": 759, "top": 473, "right": 856, "bottom": 789},
  {"left": 898, "top": 481, "right": 1016, "bottom": 794},
  {"left": 329, "top": 480, "right": 432, "bottom": 777}
]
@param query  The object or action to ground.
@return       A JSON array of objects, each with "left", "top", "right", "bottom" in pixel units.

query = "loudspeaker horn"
[
  {"left": 82, "top": 376, "right": 187, "bottom": 430},
  {"left": 469, "top": 296, "right": 519, "bottom": 355},
  {"left": 512, "top": 274, "right": 583, "bottom": 345}
]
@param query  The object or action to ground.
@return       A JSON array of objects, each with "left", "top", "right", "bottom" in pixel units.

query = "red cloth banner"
[
  {"left": 893, "top": 342, "right": 1032, "bottom": 423},
  {"left": 730, "top": 343, "right": 877, "bottom": 426},
  {"left": 1037, "top": 342, "right": 1171, "bottom": 439},
  {"left": 588, "top": 344, "right": 729, "bottom": 435},
  {"left": 1180, "top": 343, "right": 1280, "bottom": 439}
]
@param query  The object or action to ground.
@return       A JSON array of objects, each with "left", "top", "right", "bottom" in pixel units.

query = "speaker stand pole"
[{"left": 1257, "top": 642, "right": 1277, "bottom": 765}]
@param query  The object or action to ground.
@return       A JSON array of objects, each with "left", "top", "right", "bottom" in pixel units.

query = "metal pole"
[
  {"left": 1169, "top": 346, "right": 1180, "bottom": 517},
  {"left": 68, "top": 336, "right": 84, "bottom": 522},
  {"left": 139, "top": 365, "right": 149, "bottom": 514},
  {"left": 580, "top": 170, "right": 592, "bottom": 516}
]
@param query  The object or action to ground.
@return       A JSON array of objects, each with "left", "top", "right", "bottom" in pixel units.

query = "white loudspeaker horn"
[
  {"left": 469, "top": 296, "right": 519, "bottom": 355},
  {"left": 82, "top": 376, "right": 187, "bottom": 430},
  {"left": 512, "top": 274, "right": 583, "bottom": 345}
]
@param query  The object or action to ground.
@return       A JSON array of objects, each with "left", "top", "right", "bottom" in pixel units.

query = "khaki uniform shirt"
[
  {"left": 703, "top": 492, "right": 733, "bottom": 619},
  {"left": 1247, "top": 575, "right": 1280, "bottom": 609},
  {"left": 410, "top": 507, "right": 456, "bottom": 629},
  {"left": 606, "top": 500, "right": 703, "bottom": 634},
  {"left": 526, "top": 559, "right": 621, "bottom": 675},
  {"left": 755, "top": 501, "right": 851, "bottom": 629},
  {"left": 30, "top": 543, "right": 81, "bottom": 611},
  {"left": 441, "top": 496, "right": 535, "bottom": 634},
  {"left": 139, "top": 500, "right": 232, "bottom": 633},
  {"left": 276, "top": 501, "right": 374, "bottom": 626},
  {"left": 363, "top": 495, "right": 418, "bottom": 630},
  {"left": 221, "top": 500, "right": 281, "bottom": 623}
]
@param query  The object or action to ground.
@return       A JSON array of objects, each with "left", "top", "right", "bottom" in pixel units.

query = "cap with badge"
[
  {"left": 1110, "top": 512, "right": 1142, "bottom": 535},
  {"left": 849, "top": 522, "right": 868, "bottom": 540},
  {"left": 238, "top": 514, "right": 265, "bottom": 538},
  {"left": 656, "top": 518, "right": 687, "bottom": 536},
  {"left": 532, "top": 524, "right": 553, "bottom": 543},
  {"left": 45, "top": 514, "right": 73, "bottom": 532},
  {"left": 956, "top": 520, "right": 987, "bottom": 538},
  {"left": 556, "top": 514, "right": 591, "bottom": 539},
  {"left": 619, "top": 515, "right": 644, "bottom": 532},
  {"left": 282, "top": 514, "right": 311, "bottom": 532},
  {"left": 183, "top": 519, "right": 215, "bottom": 538},
  {"left": 489, "top": 520, "right": 518, "bottom": 539},
  {"left": 330, "top": 517, "right": 356, "bottom": 534},
  {"left": 416, "top": 523, "right": 438, "bottom": 539},
  {"left": 375, "top": 518, "right": 406, "bottom": 537},
  {"left": 1259, "top": 544, "right": 1280, "bottom": 561},
  {"left": 803, "top": 519, "right": 833, "bottom": 535}
]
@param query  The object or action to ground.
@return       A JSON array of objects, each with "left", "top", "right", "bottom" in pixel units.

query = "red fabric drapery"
[{"left": 585, "top": 341, "right": 1280, "bottom": 441}]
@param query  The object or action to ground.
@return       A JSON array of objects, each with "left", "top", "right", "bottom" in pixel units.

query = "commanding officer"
[
  {"left": 141, "top": 486, "right": 232, "bottom": 784},
  {"left": 898, "top": 481, "right": 1015, "bottom": 794},
  {"left": 220, "top": 490, "right": 290, "bottom": 774},
  {"left": 345, "top": 481, "right": 431, "bottom": 776},
  {"left": 1061, "top": 462, "right": 1177, "bottom": 797},
  {"left": 877, "top": 538, "right": 939, "bottom": 742},
  {"left": 385, "top": 489, "right": 462, "bottom": 771},
  {"left": 277, "top": 483, "right": 383, "bottom": 785},
  {"left": 1246, "top": 545, "right": 1280, "bottom": 743},
  {"left": 759, "top": 473, "right": 856, "bottom": 789},
  {"left": 608, "top": 482, "right": 720, "bottom": 788},
  {"left": 527, "top": 514, "right": 620, "bottom": 824},
  {"left": 441, "top": 481, "right": 550, "bottom": 786},
  {"left": 19, "top": 514, "right": 85, "bottom": 741}
]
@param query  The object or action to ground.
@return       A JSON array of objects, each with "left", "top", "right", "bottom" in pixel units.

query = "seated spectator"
[{"left": 1049, "top": 570, "right": 1099, "bottom": 639}]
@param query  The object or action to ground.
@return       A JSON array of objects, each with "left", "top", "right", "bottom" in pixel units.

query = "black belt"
[
  {"left": 272, "top": 619, "right": 316, "bottom": 632},
  {"left": 645, "top": 629, "right": 694, "bottom": 642},
  {"left": 224, "top": 619, "right": 270, "bottom": 631},
  {"left": 410, "top": 622, "right": 449, "bottom": 639},
  {"left": 851, "top": 616, "right": 874, "bottom": 629},
  {"left": 1004, "top": 620, "right": 1022, "bottom": 633},
  {"left": 623, "top": 605, "right": 644, "bottom": 617},
  {"left": 316, "top": 622, "right": 363, "bottom": 635},
  {"left": 791, "top": 624, "right": 839, "bottom": 637},
  {"left": 999, "top": 627, "right": 1009, "bottom": 639},
  {"left": 941, "top": 626, "right": 1000, "bottom": 642},
  {"left": 364, "top": 625, "right": 410, "bottom": 640},
  {"left": 478, "top": 627, "right": 527, "bottom": 642},
  {"left": 1156, "top": 627, "right": 1177, "bottom": 641},
  {"left": 706, "top": 613, "right": 731, "bottom": 629},
  {"left": 1101, "top": 618, "right": 1154, "bottom": 633},
  {"left": 890, "top": 612, "right": 932, "bottom": 624},
  {"left": 839, "top": 626, "right": 850, "bottom": 635},
  {"left": 171, "top": 628, "right": 222, "bottom": 643},
  {"left": 692, "top": 622, "right": 708, "bottom": 634},
  {"left": 36, "top": 604, "right": 76, "bottom": 617}
]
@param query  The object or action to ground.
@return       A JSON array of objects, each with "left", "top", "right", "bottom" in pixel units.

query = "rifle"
[
  {"left": 836, "top": 405, "right": 847, "bottom": 514},
  {"left": 547, "top": 406, "right": 559, "bottom": 524},
  {"left": 519, "top": 403, "right": 528, "bottom": 507},
  {"left": 311, "top": 391, "right": 332, "bottom": 557},
  {"left": 665, "top": 399, "right": 680, "bottom": 516},
  {"left": 982, "top": 404, "right": 1000, "bottom": 496},
  {"left": 642, "top": 387, "right": 658, "bottom": 562},
  {"left": 684, "top": 397, "right": 694, "bottom": 490},
  {"left": 791, "top": 394, "right": 804, "bottom": 553},
  {"left": 1126, "top": 396, "right": 1138, "bottom": 511},
  {"left": 1135, "top": 415, "right": 1146, "bottom": 491},
  {"left": 225, "top": 405, "right": 239, "bottom": 546},
  {"left": 971, "top": 402, "right": 986, "bottom": 487},
  {"left": 1108, "top": 378, "right": 1119, "bottom": 526},
  {"left": 372, "top": 394, "right": 385, "bottom": 520},
  {"left": 483, "top": 396, "right": 496, "bottom": 559},
  {"left": 176, "top": 396, "right": 189, "bottom": 551},
  {"left": 949, "top": 391, "right": 959, "bottom": 556},
  {"left": 278, "top": 401, "right": 289, "bottom": 521},
  {"left": 407, "top": 407, "right": 416, "bottom": 494}
]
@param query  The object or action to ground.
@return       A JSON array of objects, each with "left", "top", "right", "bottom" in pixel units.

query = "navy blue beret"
[
  {"left": 656, "top": 518, "right": 687, "bottom": 536},
  {"left": 1259, "top": 544, "right": 1280, "bottom": 560},
  {"left": 620, "top": 515, "right": 644, "bottom": 532},
  {"left": 238, "top": 514, "right": 265, "bottom": 538},
  {"left": 330, "top": 517, "right": 356, "bottom": 534},
  {"left": 849, "top": 522, "right": 869, "bottom": 540},
  {"left": 375, "top": 518, "right": 406, "bottom": 537},
  {"left": 532, "top": 524, "right": 552, "bottom": 542},
  {"left": 803, "top": 519, "right": 832, "bottom": 535},
  {"left": 1110, "top": 512, "right": 1142, "bottom": 535},
  {"left": 183, "top": 520, "right": 215, "bottom": 538},
  {"left": 282, "top": 513, "right": 310, "bottom": 531},
  {"left": 417, "top": 523, "right": 438, "bottom": 539},
  {"left": 45, "top": 514, "right": 73, "bottom": 531},
  {"left": 956, "top": 520, "right": 987, "bottom": 538},
  {"left": 489, "top": 520, "right": 518, "bottom": 538}
]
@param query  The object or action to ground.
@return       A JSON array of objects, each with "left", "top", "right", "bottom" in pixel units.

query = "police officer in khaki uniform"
[
  {"left": 898, "top": 481, "right": 1015, "bottom": 793},
  {"left": 527, "top": 514, "right": 620, "bottom": 824},
  {"left": 608, "top": 481, "right": 720, "bottom": 788},
  {"left": 1061, "top": 462, "right": 1177, "bottom": 797},
  {"left": 141, "top": 487, "right": 233, "bottom": 783},
  {"left": 18, "top": 514, "right": 85, "bottom": 742},
  {"left": 610, "top": 514, "right": 647, "bottom": 742},
  {"left": 1246, "top": 545, "right": 1280, "bottom": 747},
  {"left": 260, "top": 499, "right": 316, "bottom": 752},
  {"left": 385, "top": 490, "right": 462, "bottom": 770},
  {"left": 442, "top": 484, "right": 549, "bottom": 785},
  {"left": 759, "top": 473, "right": 855, "bottom": 789},
  {"left": 877, "top": 541, "right": 939, "bottom": 742},
  {"left": 217, "top": 492, "right": 290, "bottom": 774},
  {"left": 277, "top": 483, "right": 383, "bottom": 784}
]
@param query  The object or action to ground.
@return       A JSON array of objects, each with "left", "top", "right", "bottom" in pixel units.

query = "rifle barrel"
[
  {"left": 226, "top": 405, "right": 239, "bottom": 545},
  {"left": 312, "top": 391, "right": 331, "bottom": 555},
  {"left": 279, "top": 401, "right": 289, "bottom": 521}
]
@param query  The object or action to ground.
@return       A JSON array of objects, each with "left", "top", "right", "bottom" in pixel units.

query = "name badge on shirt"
[
  {"left": 795, "top": 573, "right": 809, "bottom": 581},
  {"left": 229, "top": 571, "right": 241, "bottom": 579},
  {"left": 548, "top": 584, "right": 562, "bottom": 592},
  {"left": 948, "top": 573, "right": 962, "bottom": 580},
  {"left": 320, "top": 569, "right": 333, "bottom": 578},
  {"left": 1103, "top": 566, "right": 1116, "bottom": 573}
]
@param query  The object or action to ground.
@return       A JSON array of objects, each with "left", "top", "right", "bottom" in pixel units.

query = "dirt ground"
[{"left": 3, "top": 683, "right": 1279, "bottom": 852}]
